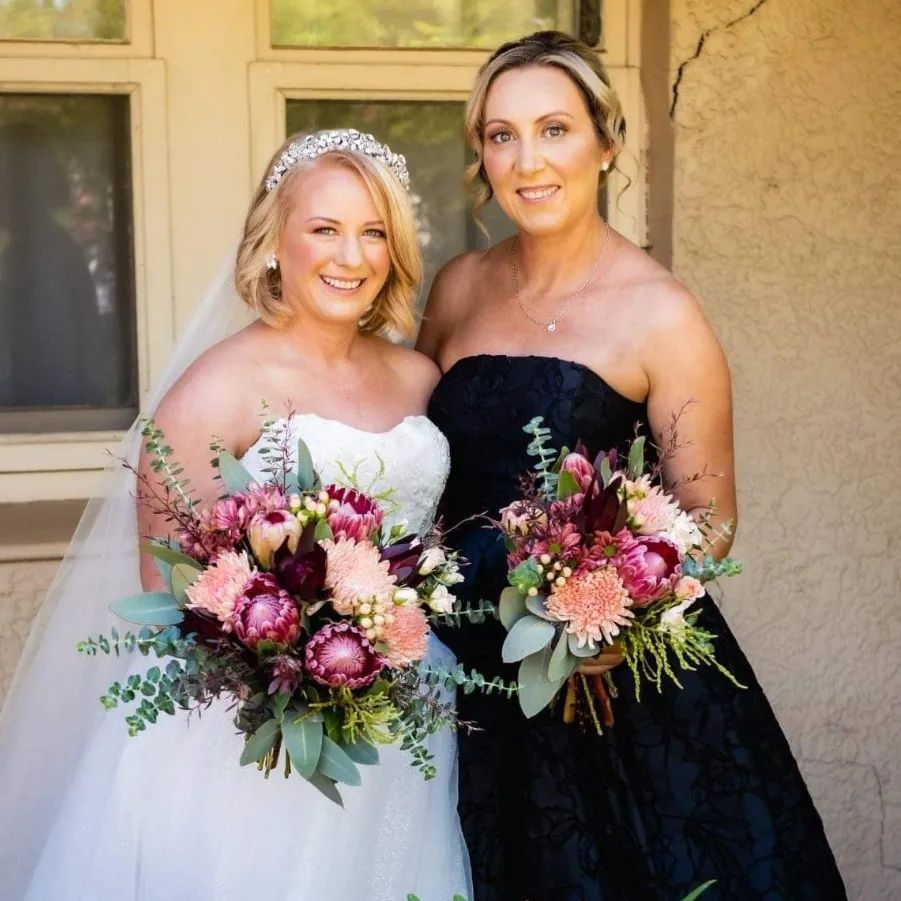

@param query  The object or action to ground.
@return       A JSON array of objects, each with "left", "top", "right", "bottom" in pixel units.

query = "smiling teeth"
[
  {"left": 520, "top": 187, "right": 558, "bottom": 200},
  {"left": 322, "top": 276, "right": 363, "bottom": 289}
]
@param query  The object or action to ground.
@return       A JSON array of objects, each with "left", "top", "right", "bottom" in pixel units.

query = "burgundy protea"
[
  {"left": 229, "top": 572, "right": 300, "bottom": 649},
  {"left": 603, "top": 532, "right": 682, "bottom": 607},
  {"left": 323, "top": 485, "right": 384, "bottom": 542},
  {"left": 304, "top": 622, "right": 386, "bottom": 689},
  {"left": 380, "top": 535, "right": 423, "bottom": 584},
  {"left": 560, "top": 451, "right": 595, "bottom": 493},
  {"left": 273, "top": 536, "right": 327, "bottom": 599}
]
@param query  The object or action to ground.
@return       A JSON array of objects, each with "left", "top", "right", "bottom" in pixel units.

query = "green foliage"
[
  {"left": 281, "top": 707, "right": 323, "bottom": 778},
  {"left": 508, "top": 558, "right": 541, "bottom": 594},
  {"left": 683, "top": 554, "right": 743, "bottom": 583},
  {"left": 217, "top": 451, "right": 256, "bottom": 494},
  {"left": 141, "top": 419, "right": 196, "bottom": 512},
  {"left": 501, "top": 614, "right": 556, "bottom": 663},
  {"left": 627, "top": 435, "right": 646, "bottom": 479},
  {"left": 109, "top": 592, "right": 184, "bottom": 626},
  {"left": 498, "top": 587, "right": 527, "bottom": 630},
  {"left": 680, "top": 881, "right": 717, "bottom": 901},
  {"left": 523, "top": 416, "right": 560, "bottom": 496},
  {"left": 430, "top": 600, "right": 499, "bottom": 628},
  {"left": 518, "top": 643, "right": 568, "bottom": 718}
]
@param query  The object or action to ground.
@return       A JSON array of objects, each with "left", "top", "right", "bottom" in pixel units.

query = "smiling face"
[
  {"left": 277, "top": 157, "right": 392, "bottom": 329},
  {"left": 481, "top": 64, "right": 609, "bottom": 237}
]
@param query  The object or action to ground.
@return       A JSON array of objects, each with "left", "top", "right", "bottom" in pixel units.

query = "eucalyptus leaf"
[
  {"left": 501, "top": 614, "right": 556, "bottom": 663},
  {"left": 153, "top": 556, "right": 172, "bottom": 586},
  {"left": 313, "top": 519, "right": 334, "bottom": 542},
  {"left": 282, "top": 708, "right": 323, "bottom": 778},
  {"left": 307, "top": 772, "right": 344, "bottom": 807},
  {"left": 557, "top": 469, "right": 580, "bottom": 500},
  {"left": 498, "top": 587, "right": 527, "bottom": 631},
  {"left": 296, "top": 438, "right": 316, "bottom": 491},
  {"left": 317, "top": 736, "right": 362, "bottom": 786},
  {"left": 518, "top": 644, "right": 568, "bottom": 718},
  {"left": 110, "top": 592, "right": 184, "bottom": 626},
  {"left": 218, "top": 451, "right": 256, "bottom": 494},
  {"left": 548, "top": 629, "right": 576, "bottom": 682},
  {"left": 568, "top": 633, "right": 601, "bottom": 657},
  {"left": 627, "top": 436, "right": 646, "bottom": 479},
  {"left": 140, "top": 542, "right": 202, "bottom": 570},
  {"left": 239, "top": 718, "right": 280, "bottom": 766},
  {"left": 525, "top": 593, "right": 555, "bottom": 621},
  {"left": 169, "top": 562, "right": 200, "bottom": 605},
  {"left": 343, "top": 740, "right": 380, "bottom": 766}
]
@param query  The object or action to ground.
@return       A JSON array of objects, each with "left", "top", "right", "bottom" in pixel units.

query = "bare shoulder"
[
  {"left": 378, "top": 340, "right": 442, "bottom": 408},
  {"left": 152, "top": 326, "right": 265, "bottom": 450}
]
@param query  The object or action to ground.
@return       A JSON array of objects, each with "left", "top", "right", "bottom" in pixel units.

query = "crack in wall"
[
  {"left": 801, "top": 756, "right": 901, "bottom": 875},
  {"left": 670, "top": 0, "right": 771, "bottom": 119}
]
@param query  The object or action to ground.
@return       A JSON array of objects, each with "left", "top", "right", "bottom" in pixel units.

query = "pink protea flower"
[
  {"left": 611, "top": 533, "right": 682, "bottom": 607},
  {"left": 624, "top": 476, "right": 680, "bottom": 535},
  {"left": 380, "top": 602, "right": 430, "bottom": 668},
  {"left": 248, "top": 509, "right": 302, "bottom": 569},
  {"left": 184, "top": 549, "right": 253, "bottom": 623},
  {"left": 323, "top": 485, "right": 384, "bottom": 542},
  {"left": 322, "top": 537, "right": 397, "bottom": 615},
  {"left": 304, "top": 622, "right": 386, "bottom": 689},
  {"left": 500, "top": 500, "right": 547, "bottom": 537},
  {"left": 546, "top": 567, "right": 634, "bottom": 648},
  {"left": 229, "top": 572, "right": 300, "bottom": 649},
  {"left": 560, "top": 451, "right": 595, "bottom": 492}
]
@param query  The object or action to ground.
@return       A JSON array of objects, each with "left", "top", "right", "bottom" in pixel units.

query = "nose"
[
  {"left": 515, "top": 138, "right": 544, "bottom": 176},
  {"left": 334, "top": 233, "right": 364, "bottom": 269}
]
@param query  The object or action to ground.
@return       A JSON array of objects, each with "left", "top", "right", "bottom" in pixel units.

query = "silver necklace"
[{"left": 511, "top": 222, "right": 611, "bottom": 333}]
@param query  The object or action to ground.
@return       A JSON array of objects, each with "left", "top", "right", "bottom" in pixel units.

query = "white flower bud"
[
  {"left": 358, "top": 602, "right": 372, "bottom": 615},
  {"left": 540, "top": 553, "right": 552, "bottom": 565},
  {"left": 555, "top": 576, "right": 566, "bottom": 588},
  {"left": 359, "top": 617, "right": 374, "bottom": 629},
  {"left": 373, "top": 614, "right": 385, "bottom": 626},
  {"left": 393, "top": 587, "right": 419, "bottom": 605},
  {"left": 418, "top": 546, "right": 447, "bottom": 575},
  {"left": 527, "top": 586, "right": 538, "bottom": 597}
]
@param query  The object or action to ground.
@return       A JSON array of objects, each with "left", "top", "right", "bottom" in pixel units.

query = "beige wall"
[{"left": 664, "top": 0, "right": 901, "bottom": 897}]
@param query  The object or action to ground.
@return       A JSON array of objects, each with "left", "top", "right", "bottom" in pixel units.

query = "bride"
[{"left": 0, "top": 130, "right": 471, "bottom": 900}]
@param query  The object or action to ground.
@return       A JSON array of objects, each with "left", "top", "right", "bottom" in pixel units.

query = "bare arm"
[
  {"left": 137, "top": 354, "right": 258, "bottom": 590},
  {"left": 644, "top": 287, "right": 738, "bottom": 559}
]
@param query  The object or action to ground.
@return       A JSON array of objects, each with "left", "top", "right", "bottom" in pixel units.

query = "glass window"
[
  {"left": 0, "top": 0, "right": 126, "bottom": 42},
  {"left": 286, "top": 100, "right": 513, "bottom": 308},
  {"left": 272, "top": 0, "right": 574, "bottom": 49},
  {"left": 0, "top": 93, "right": 137, "bottom": 432}
]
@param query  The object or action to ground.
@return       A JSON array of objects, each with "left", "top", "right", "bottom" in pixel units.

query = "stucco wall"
[
  {"left": 0, "top": 560, "right": 58, "bottom": 700},
  {"left": 667, "top": 1, "right": 901, "bottom": 897}
]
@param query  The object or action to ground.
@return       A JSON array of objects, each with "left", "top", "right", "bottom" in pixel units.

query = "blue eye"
[
  {"left": 313, "top": 226, "right": 337, "bottom": 235},
  {"left": 364, "top": 229, "right": 386, "bottom": 239},
  {"left": 488, "top": 131, "right": 512, "bottom": 145},
  {"left": 545, "top": 123, "right": 567, "bottom": 138}
]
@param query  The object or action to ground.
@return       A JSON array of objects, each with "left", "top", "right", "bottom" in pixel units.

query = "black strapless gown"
[{"left": 428, "top": 355, "right": 845, "bottom": 901}]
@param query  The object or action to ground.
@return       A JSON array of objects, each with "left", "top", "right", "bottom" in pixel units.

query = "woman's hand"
[{"left": 577, "top": 643, "right": 625, "bottom": 675}]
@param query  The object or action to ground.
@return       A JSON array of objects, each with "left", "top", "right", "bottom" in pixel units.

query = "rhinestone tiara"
[{"left": 265, "top": 129, "right": 410, "bottom": 193}]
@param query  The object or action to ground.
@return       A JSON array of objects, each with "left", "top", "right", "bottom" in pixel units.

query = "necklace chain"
[{"left": 511, "top": 222, "right": 611, "bottom": 333}]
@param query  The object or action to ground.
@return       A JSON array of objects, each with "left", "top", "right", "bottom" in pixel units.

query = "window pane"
[
  {"left": 286, "top": 100, "right": 513, "bottom": 309},
  {"left": 272, "top": 0, "right": 573, "bottom": 49},
  {"left": 0, "top": 0, "right": 126, "bottom": 42},
  {"left": 0, "top": 94, "right": 137, "bottom": 431}
]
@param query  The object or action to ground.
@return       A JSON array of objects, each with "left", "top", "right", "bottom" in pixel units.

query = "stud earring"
[
  {"left": 600, "top": 161, "right": 611, "bottom": 172},
  {"left": 266, "top": 253, "right": 278, "bottom": 271}
]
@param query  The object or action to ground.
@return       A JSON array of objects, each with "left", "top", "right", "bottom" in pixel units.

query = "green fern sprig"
[{"left": 141, "top": 418, "right": 197, "bottom": 512}]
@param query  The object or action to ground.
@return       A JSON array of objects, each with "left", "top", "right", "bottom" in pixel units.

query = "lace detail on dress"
[
  {"left": 429, "top": 355, "right": 846, "bottom": 901},
  {"left": 241, "top": 413, "right": 450, "bottom": 536}
]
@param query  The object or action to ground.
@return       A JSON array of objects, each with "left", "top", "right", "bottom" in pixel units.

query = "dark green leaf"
[
  {"left": 282, "top": 709, "right": 323, "bottom": 779},
  {"left": 307, "top": 772, "right": 344, "bottom": 806},
  {"left": 317, "top": 735, "right": 361, "bottom": 786},
  {"left": 239, "top": 718, "right": 280, "bottom": 766}
]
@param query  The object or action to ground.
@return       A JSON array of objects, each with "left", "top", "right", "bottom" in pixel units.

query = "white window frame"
[{"left": 0, "top": 53, "right": 173, "bottom": 503}]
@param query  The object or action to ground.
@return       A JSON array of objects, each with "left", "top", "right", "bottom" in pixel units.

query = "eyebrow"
[
  {"left": 305, "top": 216, "right": 385, "bottom": 227},
  {"left": 484, "top": 110, "right": 575, "bottom": 128}
]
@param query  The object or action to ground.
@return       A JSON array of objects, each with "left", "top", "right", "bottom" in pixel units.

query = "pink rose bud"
[{"left": 248, "top": 510, "right": 302, "bottom": 569}]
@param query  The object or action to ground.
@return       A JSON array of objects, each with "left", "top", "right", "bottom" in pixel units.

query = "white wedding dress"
[{"left": 13, "top": 414, "right": 471, "bottom": 901}]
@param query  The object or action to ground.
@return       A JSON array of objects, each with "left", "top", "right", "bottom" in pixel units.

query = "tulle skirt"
[{"left": 19, "top": 635, "right": 471, "bottom": 901}]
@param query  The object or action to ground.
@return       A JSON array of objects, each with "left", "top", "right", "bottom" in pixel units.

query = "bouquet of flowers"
[
  {"left": 79, "top": 416, "right": 512, "bottom": 802},
  {"left": 497, "top": 417, "right": 742, "bottom": 733}
]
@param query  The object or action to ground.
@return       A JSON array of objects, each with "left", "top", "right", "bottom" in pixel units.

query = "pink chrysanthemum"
[
  {"left": 184, "top": 549, "right": 253, "bottom": 623},
  {"left": 625, "top": 477, "right": 680, "bottom": 535},
  {"left": 380, "top": 602, "right": 430, "bottom": 668},
  {"left": 322, "top": 537, "right": 397, "bottom": 615},
  {"left": 546, "top": 567, "right": 634, "bottom": 648}
]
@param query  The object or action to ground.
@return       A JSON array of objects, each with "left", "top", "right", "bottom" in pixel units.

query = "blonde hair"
[
  {"left": 235, "top": 131, "right": 422, "bottom": 338},
  {"left": 464, "top": 31, "right": 627, "bottom": 222}
]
